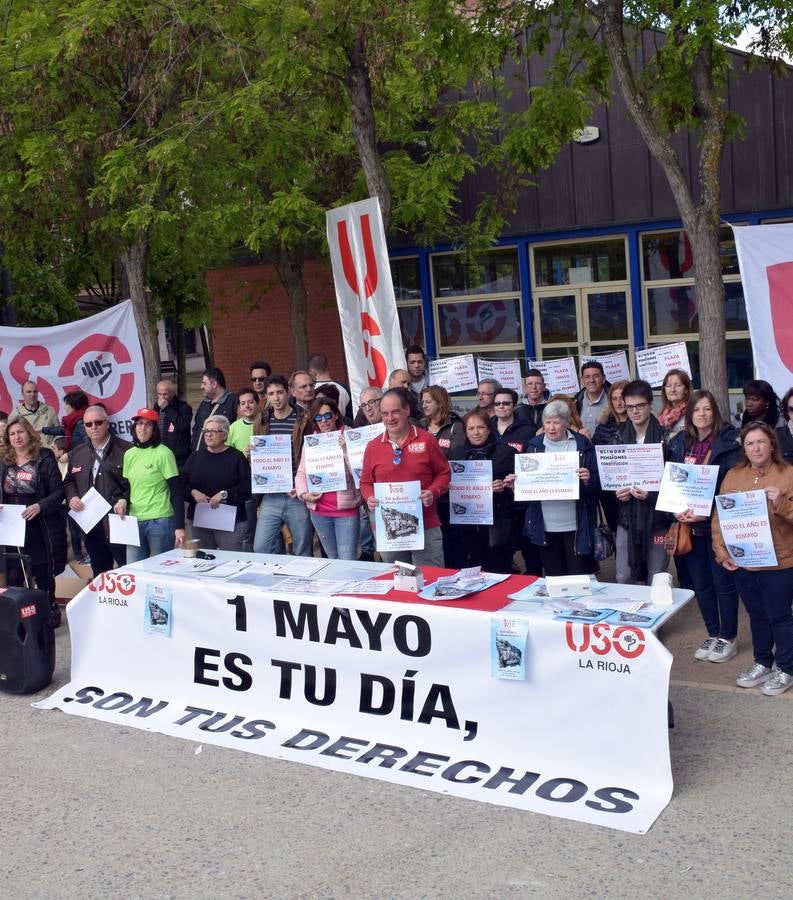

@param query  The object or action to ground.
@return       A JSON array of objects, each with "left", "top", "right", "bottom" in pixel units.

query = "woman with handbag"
[
  {"left": 667, "top": 391, "right": 741, "bottom": 662},
  {"left": 448, "top": 409, "right": 517, "bottom": 572}
]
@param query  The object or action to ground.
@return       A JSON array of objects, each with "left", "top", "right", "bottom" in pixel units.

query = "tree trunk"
[
  {"left": 276, "top": 245, "right": 310, "bottom": 369},
  {"left": 119, "top": 229, "right": 159, "bottom": 404},
  {"left": 344, "top": 29, "right": 393, "bottom": 231}
]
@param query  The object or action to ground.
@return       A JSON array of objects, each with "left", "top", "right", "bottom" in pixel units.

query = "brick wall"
[{"left": 206, "top": 260, "right": 348, "bottom": 394}]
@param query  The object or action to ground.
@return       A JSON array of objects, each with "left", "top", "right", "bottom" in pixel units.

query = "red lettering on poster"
[{"left": 767, "top": 261, "right": 793, "bottom": 372}]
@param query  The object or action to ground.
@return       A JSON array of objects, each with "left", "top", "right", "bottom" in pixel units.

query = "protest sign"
[
  {"left": 476, "top": 358, "right": 522, "bottom": 392},
  {"left": 715, "top": 489, "right": 778, "bottom": 567},
  {"left": 514, "top": 452, "right": 580, "bottom": 501},
  {"left": 595, "top": 444, "right": 665, "bottom": 492},
  {"left": 528, "top": 358, "right": 579, "bottom": 394},
  {"left": 343, "top": 423, "right": 386, "bottom": 488},
  {"left": 449, "top": 459, "right": 493, "bottom": 524},
  {"left": 656, "top": 463, "right": 720, "bottom": 516},
  {"left": 303, "top": 432, "right": 347, "bottom": 493},
  {"left": 580, "top": 350, "right": 631, "bottom": 383},
  {"left": 250, "top": 434, "right": 293, "bottom": 494},
  {"left": 635, "top": 342, "right": 691, "bottom": 387},
  {"left": 427, "top": 354, "right": 478, "bottom": 393},
  {"left": 373, "top": 481, "right": 424, "bottom": 551}
]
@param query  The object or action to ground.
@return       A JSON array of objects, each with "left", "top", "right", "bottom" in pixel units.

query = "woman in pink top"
[{"left": 295, "top": 397, "right": 361, "bottom": 559}]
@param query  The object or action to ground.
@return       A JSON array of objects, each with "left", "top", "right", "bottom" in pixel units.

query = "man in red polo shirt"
[{"left": 360, "top": 388, "right": 451, "bottom": 567}]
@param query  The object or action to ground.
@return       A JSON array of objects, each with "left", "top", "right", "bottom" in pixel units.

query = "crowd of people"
[{"left": 2, "top": 353, "right": 793, "bottom": 697}]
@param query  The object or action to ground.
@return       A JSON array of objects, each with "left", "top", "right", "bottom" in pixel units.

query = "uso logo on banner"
[{"left": 0, "top": 300, "right": 145, "bottom": 435}]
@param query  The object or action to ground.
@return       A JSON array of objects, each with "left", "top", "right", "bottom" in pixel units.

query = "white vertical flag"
[{"left": 326, "top": 198, "right": 407, "bottom": 410}]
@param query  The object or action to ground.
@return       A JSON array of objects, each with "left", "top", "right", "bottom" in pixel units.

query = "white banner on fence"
[
  {"left": 36, "top": 563, "right": 674, "bottom": 834},
  {"left": 580, "top": 350, "right": 631, "bottom": 383},
  {"left": 529, "top": 358, "right": 580, "bottom": 394},
  {"left": 326, "top": 198, "right": 406, "bottom": 409},
  {"left": 635, "top": 342, "right": 691, "bottom": 388},
  {"left": 731, "top": 223, "right": 793, "bottom": 389},
  {"left": 427, "top": 354, "right": 478, "bottom": 393},
  {"left": 476, "top": 358, "right": 522, "bottom": 392},
  {"left": 0, "top": 300, "right": 144, "bottom": 437}
]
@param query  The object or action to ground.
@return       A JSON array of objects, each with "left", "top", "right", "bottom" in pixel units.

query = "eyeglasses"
[
  {"left": 391, "top": 444, "right": 402, "bottom": 466},
  {"left": 251, "top": 376, "right": 266, "bottom": 382},
  {"left": 361, "top": 400, "right": 380, "bottom": 408},
  {"left": 202, "top": 429, "right": 225, "bottom": 435},
  {"left": 313, "top": 412, "right": 334, "bottom": 422},
  {"left": 625, "top": 402, "right": 649, "bottom": 412},
  {"left": 493, "top": 401, "right": 513, "bottom": 407},
  {"left": 84, "top": 420, "right": 107, "bottom": 428}
]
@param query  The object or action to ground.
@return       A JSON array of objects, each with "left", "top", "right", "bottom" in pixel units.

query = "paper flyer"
[
  {"left": 580, "top": 350, "right": 631, "bottom": 383},
  {"left": 477, "top": 357, "right": 522, "bottom": 391},
  {"left": 373, "top": 480, "right": 424, "bottom": 551},
  {"left": 250, "top": 434, "right": 293, "bottom": 494},
  {"left": 513, "top": 451, "right": 580, "bottom": 501},
  {"left": 528, "top": 357, "right": 579, "bottom": 394},
  {"left": 595, "top": 443, "right": 665, "bottom": 492},
  {"left": 303, "top": 431, "right": 347, "bottom": 493},
  {"left": 144, "top": 584, "right": 172, "bottom": 636},
  {"left": 656, "top": 462, "right": 720, "bottom": 515},
  {"left": 343, "top": 423, "right": 386, "bottom": 488},
  {"left": 427, "top": 354, "right": 478, "bottom": 393},
  {"left": 635, "top": 341, "right": 691, "bottom": 387},
  {"left": 449, "top": 458, "right": 493, "bottom": 524},
  {"left": 715, "top": 489, "right": 778, "bottom": 568},
  {"left": 490, "top": 617, "right": 529, "bottom": 680}
]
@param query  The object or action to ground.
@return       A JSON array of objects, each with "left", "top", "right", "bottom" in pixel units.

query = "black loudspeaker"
[{"left": 0, "top": 586, "right": 56, "bottom": 694}]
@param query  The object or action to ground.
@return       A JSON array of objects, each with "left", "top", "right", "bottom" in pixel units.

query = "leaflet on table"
[
  {"left": 476, "top": 357, "right": 522, "bottom": 392},
  {"left": 427, "top": 354, "right": 478, "bottom": 393},
  {"left": 580, "top": 350, "right": 631, "bottom": 383},
  {"left": 656, "top": 462, "right": 720, "bottom": 515},
  {"left": 132, "top": 556, "right": 234, "bottom": 576},
  {"left": 333, "top": 579, "right": 394, "bottom": 595},
  {"left": 449, "top": 459, "right": 493, "bottom": 524},
  {"left": 595, "top": 444, "right": 665, "bottom": 491},
  {"left": 261, "top": 577, "right": 353, "bottom": 596},
  {"left": 373, "top": 480, "right": 424, "bottom": 551},
  {"left": 0, "top": 504, "right": 27, "bottom": 546},
  {"left": 606, "top": 608, "right": 666, "bottom": 628},
  {"left": 553, "top": 608, "right": 613, "bottom": 623},
  {"left": 586, "top": 596, "right": 645, "bottom": 613},
  {"left": 635, "top": 341, "right": 691, "bottom": 387},
  {"left": 418, "top": 570, "right": 509, "bottom": 601},
  {"left": 303, "top": 431, "right": 347, "bottom": 493},
  {"left": 507, "top": 577, "right": 607, "bottom": 603},
  {"left": 144, "top": 584, "right": 172, "bottom": 636},
  {"left": 250, "top": 434, "right": 293, "bottom": 494},
  {"left": 715, "top": 489, "right": 778, "bottom": 567},
  {"left": 343, "top": 423, "right": 386, "bottom": 487},
  {"left": 490, "top": 617, "right": 529, "bottom": 680},
  {"left": 513, "top": 451, "right": 580, "bottom": 501},
  {"left": 528, "top": 357, "right": 579, "bottom": 394}
]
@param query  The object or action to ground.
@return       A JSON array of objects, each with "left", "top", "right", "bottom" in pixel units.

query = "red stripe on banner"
[
  {"left": 337, "top": 214, "right": 379, "bottom": 300},
  {"left": 767, "top": 261, "right": 793, "bottom": 371}
]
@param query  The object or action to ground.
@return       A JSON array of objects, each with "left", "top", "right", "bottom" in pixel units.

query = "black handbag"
[{"left": 592, "top": 504, "right": 616, "bottom": 562}]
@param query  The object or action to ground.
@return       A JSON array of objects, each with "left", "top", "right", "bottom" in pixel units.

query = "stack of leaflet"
[{"left": 418, "top": 567, "right": 509, "bottom": 601}]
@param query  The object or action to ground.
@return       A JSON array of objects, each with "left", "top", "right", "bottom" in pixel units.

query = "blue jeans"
[
  {"left": 359, "top": 506, "right": 374, "bottom": 558},
  {"left": 684, "top": 531, "right": 739, "bottom": 639},
  {"left": 310, "top": 512, "right": 360, "bottom": 560},
  {"left": 127, "top": 516, "right": 175, "bottom": 562},
  {"left": 254, "top": 493, "right": 312, "bottom": 557},
  {"left": 733, "top": 567, "right": 793, "bottom": 675}
]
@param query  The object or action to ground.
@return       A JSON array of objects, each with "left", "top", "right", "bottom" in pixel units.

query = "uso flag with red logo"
[
  {"left": 731, "top": 223, "right": 793, "bottom": 389},
  {"left": 0, "top": 300, "right": 144, "bottom": 435},
  {"left": 326, "top": 198, "right": 406, "bottom": 408}
]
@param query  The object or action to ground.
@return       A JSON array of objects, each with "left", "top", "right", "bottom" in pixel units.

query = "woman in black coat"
[
  {"left": 448, "top": 408, "right": 517, "bottom": 573},
  {"left": 1, "top": 418, "right": 67, "bottom": 624}
]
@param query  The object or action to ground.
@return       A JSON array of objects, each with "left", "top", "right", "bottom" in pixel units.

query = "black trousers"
[
  {"left": 539, "top": 531, "right": 595, "bottom": 577},
  {"left": 85, "top": 524, "right": 127, "bottom": 577}
]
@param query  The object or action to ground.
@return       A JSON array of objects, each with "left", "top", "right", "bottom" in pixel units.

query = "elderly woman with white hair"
[
  {"left": 519, "top": 398, "right": 600, "bottom": 576},
  {"left": 183, "top": 414, "right": 251, "bottom": 551}
]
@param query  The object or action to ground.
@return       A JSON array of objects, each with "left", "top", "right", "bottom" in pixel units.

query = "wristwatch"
[{"left": 219, "top": 490, "right": 228, "bottom": 500}]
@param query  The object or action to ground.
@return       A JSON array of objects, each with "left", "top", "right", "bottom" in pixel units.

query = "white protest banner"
[
  {"left": 36, "top": 563, "right": 675, "bottom": 834},
  {"left": 715, "top": 489, "right": 778, "bottom": 568},
  {"left": 635, "top": 342, "right": 691, "bottom": 387},
  {"left": 303, "top": 432, "right": 347, "bottom": 493},
  {"left": 427, "top": 354, "right": 478, "bottom": 393},
  {"left": 476, "top": 358, "right": 522, "bottom": 392},
  {"left": 581, "top": 350, "right": 631, "bottom": 383},
  {"left": 326, "top": 198, "right": 406, "bottom": 408},
  {"left": 514, "top": 452, "right": 580, "bottom": 501},
  {"left": 250, "top": 434, "right": 293, "bottom": 493},
  {"left": 595, "top": 444, "right": 665, "bottom": 492},
  {"left": 449, "top": 459, "right": 493, "bottom": 524},
  {"left": 731, "top": 223, "right": 793, "bottom": 389},
  {"left": 529, "top": 358, "right": 579, "bottom": 394},
  {"left": 656, "top": 463, "right": 720, "bottom": 516},
  {"left": 373, "top": 480, "right": 424, "bottom": 551},
  {"left": 343, "top": 423, "right": 386, "bottom": 487},
  {"left": 0, "top": 300, "right": 144, "bottom": 438}
]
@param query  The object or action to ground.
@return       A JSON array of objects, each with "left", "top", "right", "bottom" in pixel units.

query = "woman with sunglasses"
[
  {"left": 295, "top": 397, "right": 361, "bottom": 559},
  {"left": 184, "top": 415, "right": 251, "bottom": 551}
]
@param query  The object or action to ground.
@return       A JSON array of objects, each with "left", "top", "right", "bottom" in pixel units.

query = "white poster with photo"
[
  {"left": 656, "top": 462, "right": 720, "bottom": 516},
  {"left": 476, "top": 358, "right": 522, "bottom": 392},
  {"left": 373, "top": 480, "right": 424, "bottom": 551},
  {"left": 529, "top": 358, "right": 580, "bottom": 394},
  {"left": 514, "top": 452, "right": 580, "bottom": 501},
  {"left": 250, "top": 434, "right": 293, "bottom": 494},
  {"left": 449, "top": 459, "right": 493, "bottom": 524},
  {"left": 580, "top": 350, "right": 631, "bottom": 383},
  {"left": 595, "top": 444, "right": 665, "bottom": 492},
  {"left": 303, "top": 431, "right": 347, "bottom": 493},
  {"left": 635, "top": 342, "right": 691, "bottom": 387},
  {"left": 343, "top": 423, "right": 386, "bottom": 488},
  {"left": 427, "top": 354, "right": 478, "bottom": 393},
  {"left": 715, "top": 489, "right": 778, "bottom": 568}
]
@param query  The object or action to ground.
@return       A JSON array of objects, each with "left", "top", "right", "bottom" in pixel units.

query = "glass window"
[
  {"left": 537, "top": 295, "right": 578, "bottom": 343},
  {"left": 647, "top": 283, "right": 748, "bottom": 336},
  {"left": 390, "top": 257, "right": 421, "bottom": 301},
  {"left": 397, "top": 306, "right": 424, "bottom": 348},
  {"left": 533, "top": 239, "right": 627, "bottom": 287},
  {"left": 642, "top": 228, "right": 738, "bottom": 281},
  {"left": 432, "top": 250, "right": 520, "bottom": 297},
  {"left": 587, "top": 291, "right": 629, "bottom": 340},
  {"left": 673, "top": 338, "right": 753, "bottom": 391},
  {"left": 437, "top": 299, "right": 522, "bottom": 348}
]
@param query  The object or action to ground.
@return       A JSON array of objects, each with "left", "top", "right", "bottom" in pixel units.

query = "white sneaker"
[
  {"left": 708, "top": 638, "right": 738, "bottom": 663},
  {"left": 761, "top": 669, "right": 793, "bottom": 696},
  {"left": 694, "top": 637, "right": 718, "bottom": 661},
  {"left": 736, "top": 662, "right": 772, "bottom": 688}
]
